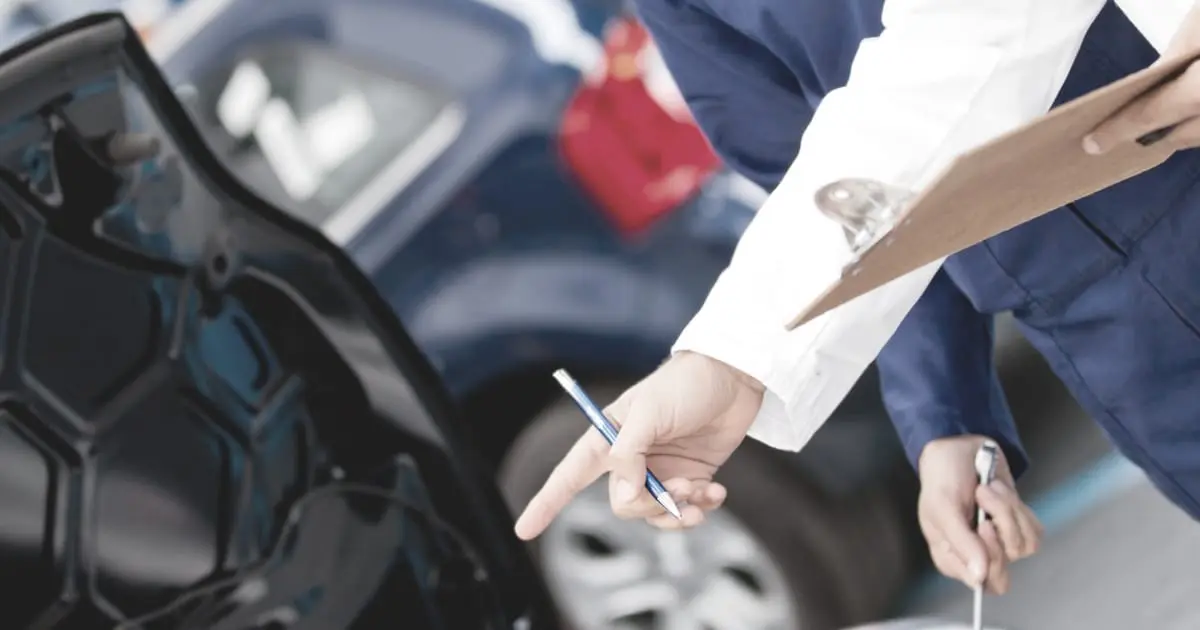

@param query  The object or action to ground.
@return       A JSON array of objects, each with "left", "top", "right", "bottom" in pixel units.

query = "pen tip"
[{"left": 659, "top": 493, "right": 682, "bottom": 520}]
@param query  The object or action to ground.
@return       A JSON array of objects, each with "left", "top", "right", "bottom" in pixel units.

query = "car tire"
[{"left": 499, "top": 386, "right": 904, "bottom": 630}]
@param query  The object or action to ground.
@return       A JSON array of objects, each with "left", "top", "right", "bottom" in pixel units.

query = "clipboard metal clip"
[{"left": 814, "top": 178, "right": 912, "bottom": 271}]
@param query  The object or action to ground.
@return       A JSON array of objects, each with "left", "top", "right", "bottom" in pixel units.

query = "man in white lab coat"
[{"left": 515, "top": 0, "right": 1200, "bottom": 595}]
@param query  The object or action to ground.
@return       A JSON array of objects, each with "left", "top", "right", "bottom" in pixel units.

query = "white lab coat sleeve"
[{"left": 672, "top": 0, "right": 1112, "bottom": 451}]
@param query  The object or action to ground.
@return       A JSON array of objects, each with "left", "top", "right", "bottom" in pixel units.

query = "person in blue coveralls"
[{"left": 515, "top": 0, "right": 1200, "bottom": 597}]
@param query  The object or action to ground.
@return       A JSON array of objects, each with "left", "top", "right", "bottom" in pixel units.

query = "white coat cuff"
[{"left": 670, "top": 268, "right": 828, "bottom": 452}]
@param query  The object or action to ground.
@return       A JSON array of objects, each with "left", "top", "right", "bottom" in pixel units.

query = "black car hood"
[{"left": 0, "top": 13, "right": 550, "bottom": 630}]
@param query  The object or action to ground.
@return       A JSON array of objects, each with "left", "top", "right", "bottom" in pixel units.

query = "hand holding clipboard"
[{"left": 788, "top": 48, "right": 1200, "bottom": 330}]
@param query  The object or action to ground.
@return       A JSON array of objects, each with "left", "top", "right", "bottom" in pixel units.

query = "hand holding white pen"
[
  {"left": 513, "top": 351, "right": 765, "bottom": 540},
  {"left": 551, "top": 369, "right": 683, "bottom": 520},
  {"left": 915, "top": 435, "right": 1044, "bottom": 596}
]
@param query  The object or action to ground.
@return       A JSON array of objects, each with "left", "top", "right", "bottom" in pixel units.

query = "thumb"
[
  {"left": 606, "top": 401, "right": 659, "bottom": 508},
  {"left": 931, "top": 495, "right": 990, "bottom": 587}
]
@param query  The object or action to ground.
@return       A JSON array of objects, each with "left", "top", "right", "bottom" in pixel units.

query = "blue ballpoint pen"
[{"left": 552, "top": 369, "right": 682, "bottom": 520}]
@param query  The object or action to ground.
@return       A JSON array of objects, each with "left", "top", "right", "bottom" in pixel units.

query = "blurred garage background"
[{"left": 6, "top": 0, "right": 1199, "bottom": 628}]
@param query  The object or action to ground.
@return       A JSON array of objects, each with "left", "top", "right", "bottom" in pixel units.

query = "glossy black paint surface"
[{"left": 0, "top": 14, "right": 553, "bottom": 629}]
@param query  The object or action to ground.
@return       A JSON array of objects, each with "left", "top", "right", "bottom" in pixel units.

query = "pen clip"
[
  {"left": 814, "top": 178, "right": 912, "bottom": 272},
  {"left": 973, "top": 441, "right": 999, "bottom": 528},
  {"left": 975, "top": 441, "right": 999, "bottom": 485}
]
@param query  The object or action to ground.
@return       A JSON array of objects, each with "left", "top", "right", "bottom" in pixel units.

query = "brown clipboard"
[{"left": 786, "top": 50, "right": 1200, "bottom": 330}]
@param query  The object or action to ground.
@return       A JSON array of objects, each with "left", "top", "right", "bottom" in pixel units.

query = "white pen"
[{"left": 973, "top": 440, "right": 999, "bottom": 630}]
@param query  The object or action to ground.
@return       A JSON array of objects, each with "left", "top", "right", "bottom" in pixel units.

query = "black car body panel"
[{"left": 0, "top": 13, "right": 554, "bottom": 629}]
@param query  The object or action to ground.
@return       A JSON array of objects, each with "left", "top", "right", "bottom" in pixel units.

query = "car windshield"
[{"left": 191, "top": 43, "right": 452, "bottom": 228}]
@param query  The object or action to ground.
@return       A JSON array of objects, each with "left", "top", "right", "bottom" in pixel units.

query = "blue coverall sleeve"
[
  {"left": 635, "top": 0, "right": 1027, "bottom": 474},
  {"left": 634, "top": 0, "right": 814, "bottom": 193},
  {"left": 877, "top": 269, "right": 1028, "bottom": 478}
]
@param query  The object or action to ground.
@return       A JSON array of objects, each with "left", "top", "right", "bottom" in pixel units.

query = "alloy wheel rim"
[{"left": 540, "top": 482, "right": 799, "bottom": 630}]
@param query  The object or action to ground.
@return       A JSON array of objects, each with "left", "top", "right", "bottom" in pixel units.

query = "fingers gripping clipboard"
[{"left": 787, "top": 50, "right": 1200, "bottom": 330}]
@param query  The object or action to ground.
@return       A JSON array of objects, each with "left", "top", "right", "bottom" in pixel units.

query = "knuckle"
[
  {"left": 989, "top": 565, "right": 1008, "bottom": 584},
  {"left": 1004, "top": 528, "right": 1025, "bottom": 550},
  {"left": 602, "top": 397, "right": 634, "bottom": 424},
  {"left": 992, "top": 483, "right": 1019, "bottom": 503},
  {"left": 577, "top": 433, "right": 608, "bottom": 461},
  {"left": 1183, "top": 61, "right": 1200, "bottom": 87},
  {"left": 992, "top": 505, "right": 1018, "bottom": 525},
  {"left": 609, "top": 495, "right": 640, "bottom": 517},
  {"left": 545, "top": 469, "right": 580, "bottom": 497},
  {"left": 919, "top": 530, "right": 942, "bottom": 553},
  {"left": 917, "top": 507, "right": 937, "bottom": 530},
  {"left": 1004, "top": 520, "right": 1023, "bottom": 539}
]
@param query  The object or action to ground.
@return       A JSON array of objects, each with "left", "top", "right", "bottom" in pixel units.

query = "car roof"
[{"left": 150, "top": 0, "right": 602, "bottom": 90}]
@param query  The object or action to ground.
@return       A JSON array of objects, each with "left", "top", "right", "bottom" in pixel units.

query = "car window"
[
  {"left": 192, "top": 43, "right": 452, "bottom": 228},
  {"left": 0, "top": 4, "right": 48, "bottom": 45}
]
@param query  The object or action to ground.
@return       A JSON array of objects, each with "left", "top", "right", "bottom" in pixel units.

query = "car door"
[{"left": 0, "top": 13, "right": 555, "bottom": 629}]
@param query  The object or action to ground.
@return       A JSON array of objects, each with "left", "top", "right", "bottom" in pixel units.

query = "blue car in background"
[
  {"left": 147, "top": 0, "right": 923, "bottom": 627},
  {"left": 0, "top": 0, "right": 185, "bottom": 44}
]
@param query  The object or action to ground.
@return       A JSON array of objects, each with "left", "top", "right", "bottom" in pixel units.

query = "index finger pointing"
[{"left": 514, "top": 430, "right": 608, "bottom": 540}]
